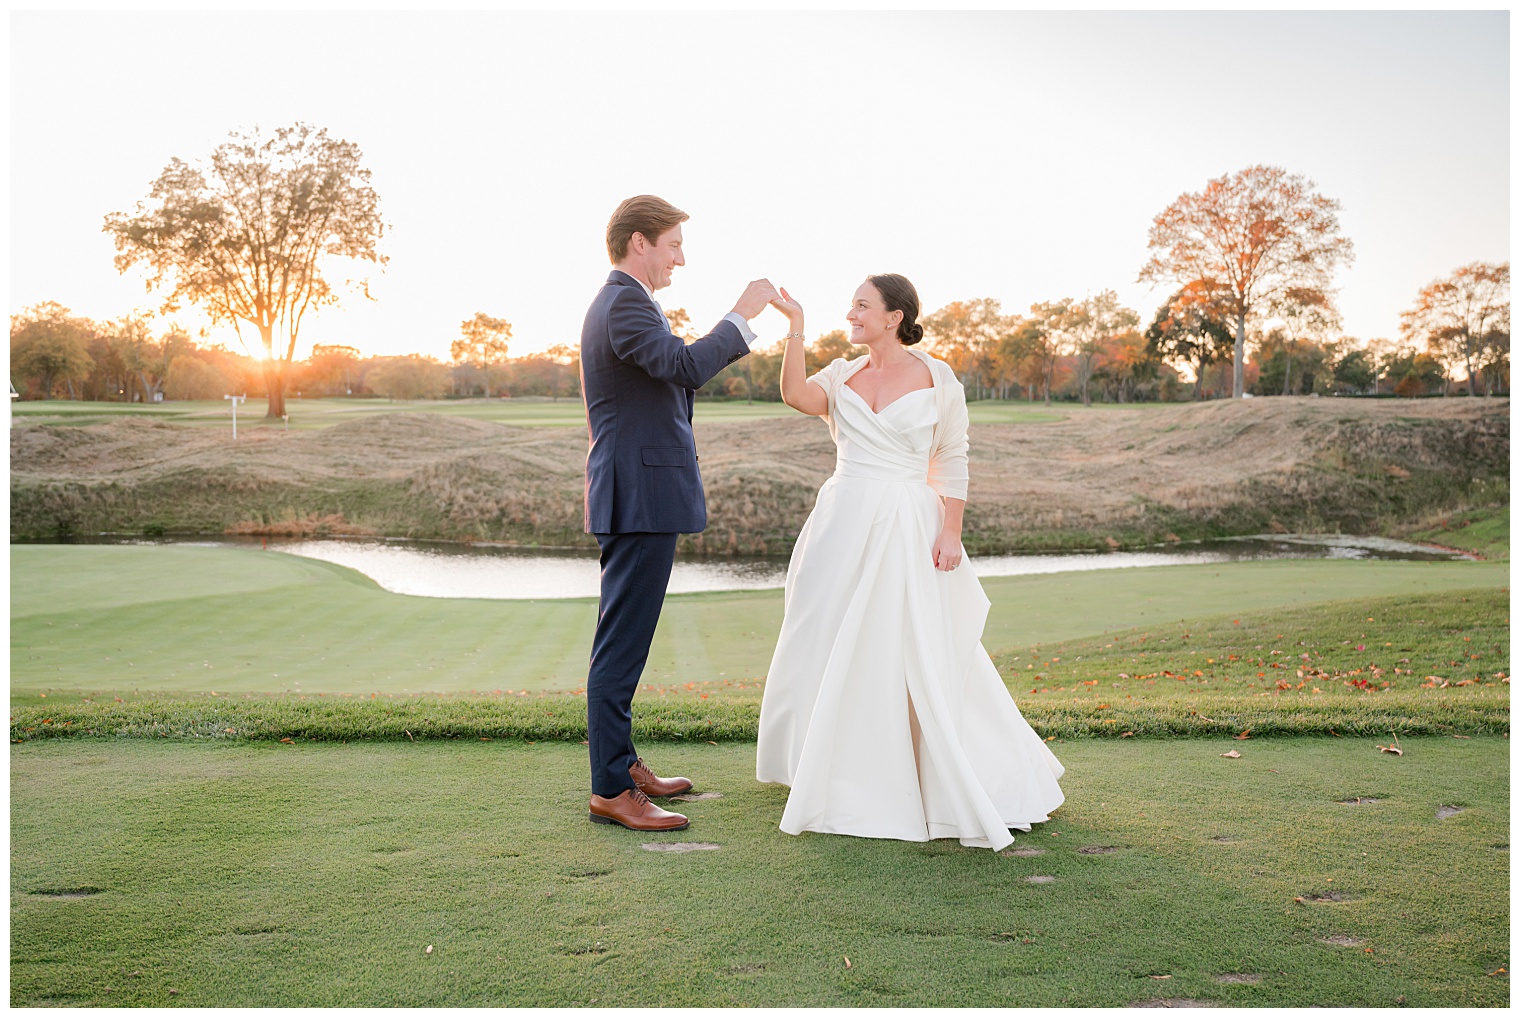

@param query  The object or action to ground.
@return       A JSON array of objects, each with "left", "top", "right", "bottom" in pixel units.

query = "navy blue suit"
[{"left": 580, "top": 269, "right": 750, "bottom": 796}]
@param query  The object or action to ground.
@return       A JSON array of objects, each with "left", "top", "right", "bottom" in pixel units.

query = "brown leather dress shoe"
[
  {"left": 588, "top": 788, "right": 689, "bottom": 831},
  {"left": 630, "top": 757, "right": 694, "bottom": 797}
]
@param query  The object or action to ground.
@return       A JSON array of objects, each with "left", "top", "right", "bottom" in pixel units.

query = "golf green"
[{"left": 10, "top": 545, "right": 1510, "bottom": 700}]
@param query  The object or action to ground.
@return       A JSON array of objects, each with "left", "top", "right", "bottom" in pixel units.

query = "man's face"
[{"left": 635, "top": 224, "right": 685, "bottom": 291}]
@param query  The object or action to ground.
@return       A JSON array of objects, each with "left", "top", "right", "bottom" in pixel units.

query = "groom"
[{"left": 580, "top": 194, "right": 778, "bottom": 832}]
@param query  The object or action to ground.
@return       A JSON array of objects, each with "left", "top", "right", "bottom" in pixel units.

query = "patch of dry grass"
[{"left": 11, "top": 397, "right": 1508, "bottom": 553}]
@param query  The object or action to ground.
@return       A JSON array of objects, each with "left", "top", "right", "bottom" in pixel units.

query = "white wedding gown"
[{"left": 755, "top": 351, "right": 1065, "bottom": 851}]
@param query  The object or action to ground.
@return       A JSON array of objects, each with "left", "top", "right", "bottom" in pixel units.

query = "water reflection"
[{"left": 228, "top": 532, "right": 1463, "bottom": 600}]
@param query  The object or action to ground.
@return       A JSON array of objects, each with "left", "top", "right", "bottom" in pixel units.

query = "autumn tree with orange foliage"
[
  {"left": 1399, "top": 261, "right": 1509, "bottom": 396},
  {"left": 920, "top": 298, "right": 1006, "bottom": 398},
  {"left": 1138, "top": 165, "right": 1353, "bottom": 399},
  {"left": 451, "top": 312, "right": 512, "bottom": 396},
  {"left": 1024, "top": 300, "right": 1075, "bottom": 407},
  {"left": 1062, "top": 290, "right": 1139, "bottom": 406}
]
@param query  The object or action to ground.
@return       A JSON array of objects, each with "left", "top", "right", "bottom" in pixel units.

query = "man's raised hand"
[{"left": 731, "top": 278, "right": 781, "bottom": 320}]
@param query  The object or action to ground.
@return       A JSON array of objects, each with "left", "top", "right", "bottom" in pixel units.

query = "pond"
[{"left": 45, "top": 533, "right": 1471, "bottom": 600}]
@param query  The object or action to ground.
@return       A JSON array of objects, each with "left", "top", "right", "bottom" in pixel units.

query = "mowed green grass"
[
  {"left": 1408, "top": 505, "right": 1511, "bottom": 561},
  {"left": 10, "top": 545, "right": 1509, "bottom": 701},
  {"left": 10, "top": 735, "right": 1508, "bottom": 1007},
  {"left": 10, "top": 395, "right": 1075, "bottom": 430}
]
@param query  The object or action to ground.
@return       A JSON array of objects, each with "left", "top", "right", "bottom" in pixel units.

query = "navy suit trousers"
[{"left": 587, "top": 531, "right": 680, "bottom": 796}]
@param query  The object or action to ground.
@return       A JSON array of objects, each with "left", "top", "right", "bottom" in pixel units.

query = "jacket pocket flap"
[{"left": 641, "top": 446, "right": 691, "bottom": 467}]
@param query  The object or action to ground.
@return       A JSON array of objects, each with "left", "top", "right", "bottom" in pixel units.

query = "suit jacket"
[{"left": 580, "top": 269, "right": 751, "bottom": 534}]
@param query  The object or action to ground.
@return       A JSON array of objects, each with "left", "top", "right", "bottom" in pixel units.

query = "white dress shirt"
[{"left": 631, "top": 275, "right": 758, "bottom": 348}]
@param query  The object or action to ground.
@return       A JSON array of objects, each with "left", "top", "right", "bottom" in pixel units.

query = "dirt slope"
[{"left": 10, "top": 397, "right": 1508, "bottom": 553}]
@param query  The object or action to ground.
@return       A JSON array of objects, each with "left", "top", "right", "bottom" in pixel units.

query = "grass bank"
[
  {"left": 10, "top": 735, "right": 1508, "bottom": 1007},
  {"left": 1400, "top": 504, "right": 1511, "bottom": 560},
  {"left": 11, "top": 397, "right": 1507, "bottom": 554}
]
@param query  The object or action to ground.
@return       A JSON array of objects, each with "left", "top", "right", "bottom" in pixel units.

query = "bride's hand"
[
  {"left": 931, "top": 529, "right": 962, "bottom": 571},
  {"left": 770, "top": 286, "right": 804, "bottom": 328}
]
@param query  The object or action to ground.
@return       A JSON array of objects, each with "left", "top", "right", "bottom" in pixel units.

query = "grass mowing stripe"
[
  {"left": 14, "top": 588, "right": 1508, "bottom": 743},
  {"left": 10, "top": 736, "right": 1508, "bottom": 1006},
  {"left": 9, "top": 691, "right": 1509, "bottom": 744},
  {"left": 12, "top": 546, "right": 1509, "bottom": 699}
]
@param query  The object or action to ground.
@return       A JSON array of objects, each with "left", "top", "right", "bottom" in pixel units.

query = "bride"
[{"left": 755, "top": 273, "right": 1066, "bottom": 851}]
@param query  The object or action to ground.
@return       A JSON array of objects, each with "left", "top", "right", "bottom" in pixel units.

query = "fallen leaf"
[
  {"left": 1149, "top": 974, "right": 1172, "bottom": 980},
  {"left": 1487, "top": 966, "right": 1506, "bottom": 977},
  {"left": 1234, "top": 729, "right": 1252, "bottom": 740},
  {"left": 844, "top": 956, "right": 852, "bottom": 969},
  {"left": 1221, "top": 750, "right": 1241, "bottom": 758},
  {"left": 279, "top": 738, "right": 294, "bottom": 745},
  {"left": 1120, "top": 731, "right": 1134, "bottom": 737},
  {"left": 425, "top": 944, "right": 433, "bottom": 955},
  {"left": 706, "top": 740, "right": 718, "bottom": 745},
  {"left": 1377, "top": 744, "right": 1403, "bottom": 756}
]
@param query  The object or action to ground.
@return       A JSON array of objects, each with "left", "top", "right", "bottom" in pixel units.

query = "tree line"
[
  {"left": 9, "top": 126, "right": 1511, "bottom": 407},
  {"left": 8, "top": 303, "right": 579, "bottom": 402}
]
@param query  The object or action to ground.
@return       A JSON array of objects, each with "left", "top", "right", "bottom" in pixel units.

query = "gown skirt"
[{"left": 755, "top": 380, "right": 1065, "bottom": 851}]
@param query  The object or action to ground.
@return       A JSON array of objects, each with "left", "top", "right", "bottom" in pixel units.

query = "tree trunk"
[
  {"left": 1192, "top": 357, "right": 1206, "bottom": 401},
  {"left": 1282, "top": 349, "right": 1293, "bottom": 396},
  {"left": 263, "top": 359, "right": 286, "bottom": 418},
  {"left": 1234, "top": 309, "right": 1246, "bottom": 398}
]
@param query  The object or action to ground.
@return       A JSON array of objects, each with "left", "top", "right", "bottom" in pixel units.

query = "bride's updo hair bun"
[{"left": 867, "top": 273, "right": 924, "bottom": 346}]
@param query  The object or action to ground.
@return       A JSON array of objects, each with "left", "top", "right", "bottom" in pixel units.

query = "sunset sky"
[{"left": 10, "top": 10, "right": 1510, "bottom": 362}]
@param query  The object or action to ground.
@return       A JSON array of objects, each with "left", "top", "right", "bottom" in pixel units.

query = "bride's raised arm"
[{"left": 773, "top": 289, "right": 828, "bottom": 417}]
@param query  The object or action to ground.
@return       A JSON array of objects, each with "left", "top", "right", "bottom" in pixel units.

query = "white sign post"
[{"left": 224, "top": 393, "right": 246, "bottom": 439}]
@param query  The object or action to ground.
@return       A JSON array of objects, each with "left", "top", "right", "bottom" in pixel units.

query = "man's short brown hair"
[{"left": 606, "top": 195, "right": 689, "bottom": 263}]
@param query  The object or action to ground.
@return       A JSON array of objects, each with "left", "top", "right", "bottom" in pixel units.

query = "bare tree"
[
  {"left": 1399, "top": 261, "right": 1509, "bottom": 396},
  {"left": 1139, "top": 165, "right": 1354, "bottom": 399},
  {"left": 105, "top": 123, "right": 386, "bottom": 419}
]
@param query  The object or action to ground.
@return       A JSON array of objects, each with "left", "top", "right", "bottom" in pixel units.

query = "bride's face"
[{"left": 845, "top": 281, "right": 903, "bottom": 345}]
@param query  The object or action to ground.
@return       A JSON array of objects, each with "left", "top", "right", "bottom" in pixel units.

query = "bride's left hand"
[{"left": 931, "top": 529, "right": 962, "bottom": 571}]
